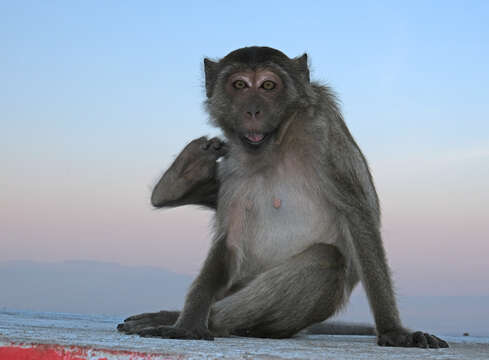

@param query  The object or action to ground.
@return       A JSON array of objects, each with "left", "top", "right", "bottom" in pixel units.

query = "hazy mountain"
[
  {"left": 334, "top": 288, "right": 489, "bottom": 337},
  {"left": 1, "top": 260, "right": 487, "bottom": 336},
  {"left": 0, "top": 260, "right": 192, "bottom": 316}
]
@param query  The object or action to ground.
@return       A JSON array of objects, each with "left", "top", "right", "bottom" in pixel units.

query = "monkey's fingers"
[{"left": 201, "top": 137, "right": 228, "bottom": 158}]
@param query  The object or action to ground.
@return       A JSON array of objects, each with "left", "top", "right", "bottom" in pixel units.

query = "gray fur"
[
  {"left": 210, "top": 243, "right": 346, "bottom": 338},
  {"left": 118, "top": 47, "right": 448, "bottom": 349}
]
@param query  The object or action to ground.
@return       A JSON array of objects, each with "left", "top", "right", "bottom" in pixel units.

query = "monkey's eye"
[
  {"left": 233, "top": 80, "right": 247, "bottom": 89},
  {"left": 261, "top": 80, "right": 276, "bottom": 90}
]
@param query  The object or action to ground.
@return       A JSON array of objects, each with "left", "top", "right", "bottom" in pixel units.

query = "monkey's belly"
[{"left": 225, "top": 182, "right": 335, "bottom": 273}]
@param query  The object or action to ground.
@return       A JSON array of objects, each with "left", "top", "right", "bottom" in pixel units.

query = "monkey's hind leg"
[{"left": 210, "top": 243, "right": 346, "bottom": 338}]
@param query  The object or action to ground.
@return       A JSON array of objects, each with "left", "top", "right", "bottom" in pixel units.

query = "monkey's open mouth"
[{"left": 242, "top": 132, "right": 269, "bottom": 147}]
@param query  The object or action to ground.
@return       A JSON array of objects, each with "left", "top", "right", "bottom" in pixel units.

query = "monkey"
[{"left": 118, "top": 47, "right": 448, "bottom": 348}]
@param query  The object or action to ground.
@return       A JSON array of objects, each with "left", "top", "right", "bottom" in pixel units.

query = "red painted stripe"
[
  {"left": 0, "top": 344, "right": 85, "bottom": 360},
  {"left": 0, "top": 343, "right": 179, "bottom": 360}
]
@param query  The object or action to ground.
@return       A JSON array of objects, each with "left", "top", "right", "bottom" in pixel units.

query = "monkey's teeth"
[{"left": 246, "top": 133, "right": 265, "bottom": 143}]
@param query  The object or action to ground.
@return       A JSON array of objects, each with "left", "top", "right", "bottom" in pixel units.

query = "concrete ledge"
[
  {"left": 1, "top": 310, "right": 488, "bottom": 359},
  {"left": 0, "top": 343, "right": 175, "bottom": 360}
]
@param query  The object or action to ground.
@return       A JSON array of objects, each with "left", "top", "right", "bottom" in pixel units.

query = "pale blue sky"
[
  {"left": 1, "top": 1, "right": 488, "bottom": 297},
  {"left": 2, "top": 1, "right": 488, "bottom": 156}
]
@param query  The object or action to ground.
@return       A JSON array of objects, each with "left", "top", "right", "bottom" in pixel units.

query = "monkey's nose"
[{"left": 246, "top": 110, "right": 261, "bottom": 119}]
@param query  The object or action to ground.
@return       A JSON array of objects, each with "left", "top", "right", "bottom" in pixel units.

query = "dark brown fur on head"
[{"left": 204, "top": 46, "right": 311, "bottom": 151}]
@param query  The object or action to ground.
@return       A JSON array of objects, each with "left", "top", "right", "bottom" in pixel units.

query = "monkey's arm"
[
  {"left": 135, "top": 236, "right": 229, "bottom": 340},
  {"left": 151, "top": 137, "right": 227, "bottom": 210},
  {"left": 324, "top": 122, "right": 448, "bottom": 348}
]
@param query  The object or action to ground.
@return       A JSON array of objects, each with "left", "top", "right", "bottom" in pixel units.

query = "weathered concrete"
[{"left": 1, "top": 310, "right": 488, "bottom": 359}]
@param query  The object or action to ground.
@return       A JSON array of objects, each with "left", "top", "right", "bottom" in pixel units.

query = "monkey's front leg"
[
  {"left": 151, "top": 137, "right": 227, "bottom": 209},
  {"left": 135, "top": 238, "right": 229, "bottom": 340},
  {"left": 344, "top": 214, "right": 448, "bottom": 348}
]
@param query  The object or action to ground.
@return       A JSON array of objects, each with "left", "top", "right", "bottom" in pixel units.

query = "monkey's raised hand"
[{"left": 151, "top": 137, "right": 227, "bottom": 209}]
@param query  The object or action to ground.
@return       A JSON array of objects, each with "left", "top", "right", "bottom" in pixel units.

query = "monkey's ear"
[
  {"left": 204, "top": 58, "right": 219, "bottom": 98},
  {"left": 294, "top": 53, "right": 310, "bottom": 83}
]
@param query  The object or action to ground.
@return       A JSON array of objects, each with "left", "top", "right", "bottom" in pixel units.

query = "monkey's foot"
[
  {"left": 138, "top": 325, "right": 214, "bottom": 341},
  {"left": 378, "top": 330, "right": 449, "bottom": 348},
  {"left": 117, "top": 311, "right": 179, "bottom": 334}
]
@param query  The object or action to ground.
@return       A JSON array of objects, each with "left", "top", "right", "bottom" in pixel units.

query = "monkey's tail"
[{"left": 305, "top": 321, "right": 376, "bottom": 336}]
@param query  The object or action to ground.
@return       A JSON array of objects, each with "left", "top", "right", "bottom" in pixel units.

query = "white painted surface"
[{"left": 1, "top": 310, "right": 488, "bottom": 359}]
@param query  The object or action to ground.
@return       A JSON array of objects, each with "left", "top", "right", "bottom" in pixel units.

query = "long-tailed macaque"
[{"left": 118, "top": 47, "right": 448, "bottom": 348}]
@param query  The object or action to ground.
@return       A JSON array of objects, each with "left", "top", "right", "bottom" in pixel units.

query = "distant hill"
[
  {"left": 0, "top": 260, "right": 192, "bottom": 316},
  {"left": 1, "top": 260, "right": 488, "bottom": 336},
  {"left": 334, "top": 288, "right": 489, "bottom": 337}
]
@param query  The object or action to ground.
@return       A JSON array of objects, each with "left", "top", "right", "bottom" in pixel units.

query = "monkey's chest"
[{"left": 222, "top": 174, "right": 333, "bottom": 270}]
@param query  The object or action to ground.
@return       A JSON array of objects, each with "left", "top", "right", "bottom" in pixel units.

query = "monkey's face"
[
  {"left": 222, "top": 68, "right": 286, "bottom": 150},
  {"left": 204, "top": 47, "right": 310, "bottom": 152}
]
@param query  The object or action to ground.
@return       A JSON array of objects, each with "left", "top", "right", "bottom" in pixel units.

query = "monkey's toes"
[
  {"left": 117, "top": 311, "right": 181, "bottom": 335},
  {"left": 411, "top": 332, "right": 449, "bottom": 348},
  {"left": 117, "top": 321, "right": 142, "bottom": 334},
  {"left": 117, "top": 321, "right": 133, "bottom": 333},
  {"left": 117, "top": 318, "right": 154, "bottom": 334},
  {"left": 378, "top": 330, "right": 449, "bottom": 348},
  {"left": 425, "top": 333, "right": 449, "bottom": 348}
]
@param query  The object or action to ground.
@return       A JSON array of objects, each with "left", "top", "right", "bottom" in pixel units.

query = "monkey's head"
[{"left": 204, "top": 46, "right": 311, "bottom": 151}]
